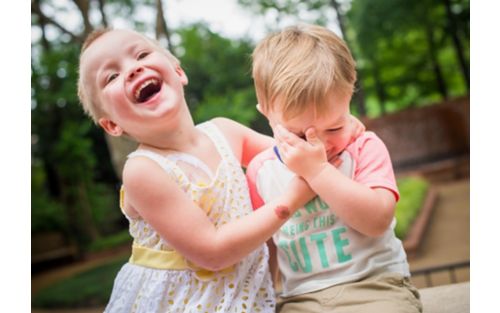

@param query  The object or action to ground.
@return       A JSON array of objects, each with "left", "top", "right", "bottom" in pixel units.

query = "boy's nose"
[{"left": 127, "top": 66, "right": 144, "bottom": 80}]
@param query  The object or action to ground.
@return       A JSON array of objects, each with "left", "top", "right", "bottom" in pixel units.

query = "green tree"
[
  {"left": 176, "top": 23, "right": 258, "bottom": 126},
  {"left": 238, "top": 0, "right": 368, "bottom": 116},
  {"left": 348, "top": 0, "right": 469, "bottom": 115},
  {"left": 31, "top": 0, "right": 157, "bottom": 248},
  {"left": 31, "top": 0, "right": 268, "bottom": 251},
  {"left": 238, "top": 0, "right": 469, "bottom": 117}
]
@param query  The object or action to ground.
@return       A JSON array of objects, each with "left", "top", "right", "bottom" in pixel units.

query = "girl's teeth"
[{"left": 135, "top": 79, "right": 158, "bottom": 100}]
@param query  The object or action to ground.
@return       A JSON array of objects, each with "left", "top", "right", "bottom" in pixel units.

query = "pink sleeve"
[
  {"left": 246, "top": 154, "right": 265, "bottom": 210},
  {"left": 346, "top": 132, "right": 400, "bottom": 202}
]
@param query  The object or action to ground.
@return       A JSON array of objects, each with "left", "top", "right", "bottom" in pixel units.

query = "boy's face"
[
  {"left": 263, "top": 92, "right": 353, "bottom": 162},
  {"left": 79, "top": 30, "right": 188, "bottom": 137}
]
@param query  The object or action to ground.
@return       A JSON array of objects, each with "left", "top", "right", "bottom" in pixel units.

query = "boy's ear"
[
  {"left": 98, "top": 118, "right": 123, "bottom": 137},
  {"left": 256, "top": 104, "right": 275, "bottom": 128},
  {"left": 175, "top": 65, "right": 188, "bottom": 85}
]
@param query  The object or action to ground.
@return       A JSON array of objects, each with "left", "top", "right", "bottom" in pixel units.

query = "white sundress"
[{"left": 104, "top": 121, "right": 275, "bottom": 313}]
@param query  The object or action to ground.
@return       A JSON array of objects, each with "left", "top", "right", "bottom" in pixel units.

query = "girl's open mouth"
[{"left": 134, "top": 78, "right": 162, "bottom": 103}]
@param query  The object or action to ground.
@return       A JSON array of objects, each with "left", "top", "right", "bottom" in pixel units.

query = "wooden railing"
[{"left": 411, "top": 260, "right": 470, "bottom": 287}]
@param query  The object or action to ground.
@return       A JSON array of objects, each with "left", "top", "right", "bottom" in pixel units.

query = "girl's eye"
[
  {"left": 107, "top": 73, "right": 118, "bottom": 83},
  {"left": 137, "top": 51, "right": 150, "bottom": 60}
]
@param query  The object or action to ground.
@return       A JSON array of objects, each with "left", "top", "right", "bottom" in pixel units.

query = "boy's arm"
[
  {"left": 275, "top": 127, "right": 397, "bottom": 237},
  {"left": 304, "top": 166, "right": 396, "bottom": 237},
  {"left": 123, "top": 156, "right": 313, "bottom": 271},
  {"left": 212, "top": 117, "right": 274, "bottom": 168}
]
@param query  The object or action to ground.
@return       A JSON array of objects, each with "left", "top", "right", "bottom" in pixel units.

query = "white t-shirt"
[{"left": 246, "top": 132, "right": 410, "bottom": 297}]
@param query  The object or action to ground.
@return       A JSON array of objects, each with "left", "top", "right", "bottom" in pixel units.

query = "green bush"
[
  {"left": 395, "top": 176, "right": 430, "bottom": 239},
  {"left": 88, "top": 182, "right": 124, "bottom": 236},
  {"left": 31, "top": 162, "right": 68, "bottom": 234},
  {"left": 32, "top": 256, "right": 128, "bottom": 308},
  {"left": 87, "top": 230, "right": 132, "bottom": 253}
]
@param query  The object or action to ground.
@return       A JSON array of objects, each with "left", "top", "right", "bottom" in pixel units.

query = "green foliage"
[
  {"left": 32, "top": 37, "right": 120, "bottom": 246},
  {"left": 88, "top": 183, "right": 123, "bottom": 236},
  {"left": 348, "top": 0, "right": 469, "bottom": 114},
  {"left": 194, "top": 87, "right": 258, "bottom": 126},
  {"left": 31, "top": 0, "right": 468, "bottom": 263},
  {"left": 32, "top": 162, "right": 67, "bottom": 233},
  {"left": 176, "top": 23, "right": 258, "bottom": 126},
  {"left": 54, "top": 120, "right": 97, "bottom": 179},
  {"left": 239, "top": 0, "right": 469, "bottom": 117},
  {"left": 87, "top": 230, "right": 132, "bottom": 253},
  {"left": 32, "top": 256, "right": 128, "bottom": 308},
  {"left": 395, "top": 176, "right": 430, "bottom": 239}
]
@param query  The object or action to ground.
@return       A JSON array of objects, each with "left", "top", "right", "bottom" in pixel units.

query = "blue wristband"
[{"left": 273, "top": 146, "right": 283, "bottom": 163}]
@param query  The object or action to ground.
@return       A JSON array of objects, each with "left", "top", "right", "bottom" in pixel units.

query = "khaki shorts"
[{"left": 277, "top": 272, "right": 422, "bottom": 313}]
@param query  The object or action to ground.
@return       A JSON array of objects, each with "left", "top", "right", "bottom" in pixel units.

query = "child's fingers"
[
  {"left": 305, "top": 128, "right": 321, "bottom": 146},
  {"left": 276, "top": 140, "right": 291, "bottom": 160},
  {"left": 273, "top": 125, "right": 285, "bottom": 141},
  {"left": 276, "top": 125, "right": 303, "bottom": 146},
  {"left": 274, "top": 125, "right": 292, "bottom": 145},
  {"left": 305, "top": 128, "right": 326, "bottom": 154},
  {"left": 331, "top": 155, "right": 344, "bottom": 168}
]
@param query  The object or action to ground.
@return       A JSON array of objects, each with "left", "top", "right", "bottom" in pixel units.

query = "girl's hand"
[
  {"left": 285, "top": 175, "right": 316, "bottom": 210},
  {"left": 274, "top": 125, "right": 328, "bottom": 181},
  {"left": 349, "top": 114, "right": 366, "bottom": 144}
]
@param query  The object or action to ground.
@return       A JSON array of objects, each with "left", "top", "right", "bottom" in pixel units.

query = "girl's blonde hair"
[
  {"left": 77, "top": 28, "right": 180, "bottom": 124},
  {"left": 252, "top": 23, "right": 357, "bottom": 120}
]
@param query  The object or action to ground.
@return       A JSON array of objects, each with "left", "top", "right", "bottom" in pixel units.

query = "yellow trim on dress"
[
  {"left": 129, "top": 244, "right": 234, "bottom": 281},
  {"left": 122, "top": 175, "right": 231, "bottom": 281},
  {"left": 119, "top": 185, "right": 125, "bottom": 210}
]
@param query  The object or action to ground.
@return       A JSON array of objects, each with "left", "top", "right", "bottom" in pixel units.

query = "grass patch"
[
  {"left": 87, "top": 230, "right": 132, "bottom": 253},
  {"left": 395, "top": 176, "right": 430, "bottom": 239},
  {"left": 32, "top": 256, "right": 128, "bottom": 308}
]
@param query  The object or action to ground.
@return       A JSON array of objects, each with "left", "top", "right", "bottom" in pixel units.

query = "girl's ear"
[
  {"left": 175, "top": 65, "right": 188, "bottom": 85},
  {"left": 98, "top": 118, "right": 123, "bottom": 137}
]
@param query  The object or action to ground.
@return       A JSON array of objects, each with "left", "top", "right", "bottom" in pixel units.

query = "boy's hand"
[
  {"left": 274, "top": 125, "right": 328, "bottom": 181},
  {"left": 349, "top": 114, "right": 366, "bottom": 144}
]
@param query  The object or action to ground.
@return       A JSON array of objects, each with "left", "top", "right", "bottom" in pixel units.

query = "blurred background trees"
[{"left": 31, "top": 0, "right": 469, "bottom": 255}]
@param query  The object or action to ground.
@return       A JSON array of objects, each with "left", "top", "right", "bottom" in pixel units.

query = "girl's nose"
[{"left": 127, "top": 66, "right": 144, "bottom": 80}]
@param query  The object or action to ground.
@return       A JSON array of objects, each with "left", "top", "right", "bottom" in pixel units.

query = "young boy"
[{"left": 246, "top": 24, "right": 423, "bottom": 313}]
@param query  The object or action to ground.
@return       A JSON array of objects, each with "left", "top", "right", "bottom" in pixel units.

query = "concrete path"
[{"left": 408, "top": 179, "right": 470, "bottom": 288}]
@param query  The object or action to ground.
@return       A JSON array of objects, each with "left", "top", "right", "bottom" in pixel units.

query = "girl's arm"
[
  {"left": 211, "top": 117, "right": 274, "bottom": 168},
  {"left": 123, "top": 157, "right": 315, "bottom": 271}
]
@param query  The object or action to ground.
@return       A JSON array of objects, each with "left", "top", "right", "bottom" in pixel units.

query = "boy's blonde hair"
[
  {"left": 77, "top": 28, "right": 180, "bottom": 124},
  {"left": 252, "top": 23, "right": 357, "bottom": 120}
]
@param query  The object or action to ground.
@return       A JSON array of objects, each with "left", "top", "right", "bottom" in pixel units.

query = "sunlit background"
[{"left": 31, "top": 0, "right": 470, "bottom": 311}]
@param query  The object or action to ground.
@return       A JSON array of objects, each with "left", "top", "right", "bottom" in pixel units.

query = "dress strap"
[
  {"left": 127, "top": 149, "right": 185, "bottom": 181},
  {"left": 198, "top": 121, "right": 240, "bottom": 167},
  {"left": 166, "top": 152, "right": 214, "bottom": 178}
]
